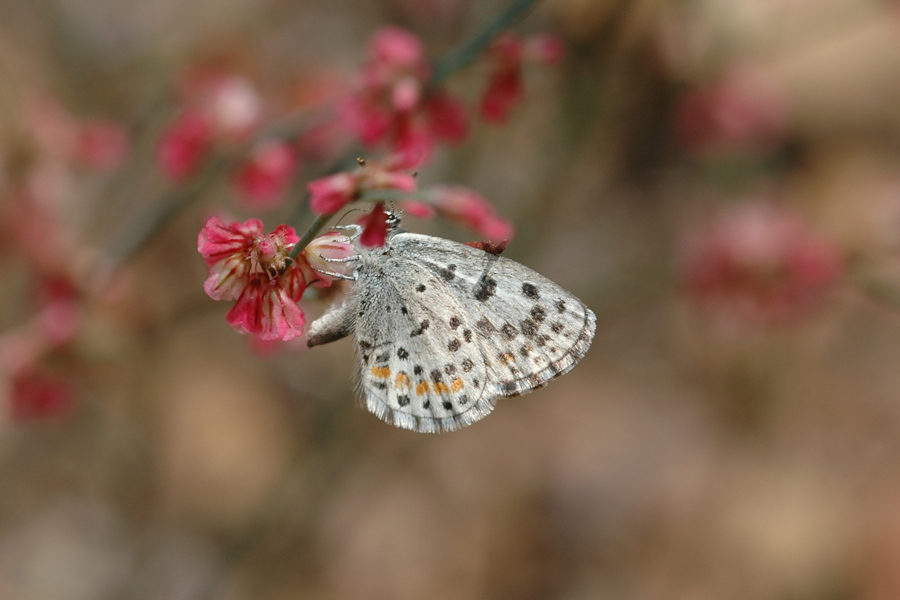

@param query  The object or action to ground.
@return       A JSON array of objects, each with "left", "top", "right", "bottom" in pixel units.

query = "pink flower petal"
[{"left": 359, "top": 203, "right": 389, "bottom": 248}]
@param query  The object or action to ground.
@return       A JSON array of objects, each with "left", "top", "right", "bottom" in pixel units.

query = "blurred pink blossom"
[
  {"left": 75, "top": 120, "right": 129, "bottom": 171},
  {"left": 307, "top": 159, "right": 416, "bottom": 215},
  {"left": 343, "top": 27, "right": 468, "bottom": 167},
  {"left": 675, "top": 64, "right": 789, "bottom": 155},
  {"left": 24, "top": 95, "right": 129, "bottom": 171},
  {"left": 158, "top": 71, "right": 265, "bottom": 181},
  {"left": 427, "top": 185, "right": 514, "bottom": 241},
  {"left": 157, "top": 109, "right": 214, "bottom": 182},
  {"left": 480, "top": 33, "right": 565, "bottom": 123},
  {"left": 7, "top": 371, "right": 73, "bottom": 422},
  {"left": 234, "top": 140, "right": 299, "bottom": 208},
  {"left": 680, "top": 203, "right": 843, "bottom": 326}
]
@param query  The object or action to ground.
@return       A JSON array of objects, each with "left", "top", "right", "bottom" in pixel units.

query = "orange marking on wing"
[
  {"left": 416, "top": 382, "right": 430, "bottom": 395},
  {"left": 370, "top": 366, "right": 391, "bottom": 379},
  {"left": 499, "top": 352, "right": 515, "bottom": 364},
  {"left": 395, "top": 373, "right": 411, "bottom": 388},
  {"left": 451, "top": 379, "right": 464, "bottom": 392},
  {"left": 433, "top": 382, "right": 450, "bottom": 394}
]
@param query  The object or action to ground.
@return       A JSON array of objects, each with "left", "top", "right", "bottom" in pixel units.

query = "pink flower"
[
  {"left": 203, "top": 75, "right": 263, "bottom": 141},
  {"left": 680, "top": 203, "right": 843, "bottom": 326},
  {"left": 75, "top": 120, "right": 129, "bottom": 171},
  {"left": 370, "top": 27, "right": 424, "bottom": 71},
  {"left": 179, "top": 70, "right": 263, "bottom": 141},
  {"left": 234, "top": 141, "right": 299, "bottom": 208},
  {"left": 157, "top": 109, "right": 213, "bottom": 182},
  {"left": 427, "top": 185, "right": 514, "bottom": 241},
  {"left": 300, "top": 232, "right": 356, "bottom": 286},
  {"left": 225, "top": 270, "right": 307, "bottom": 341},
  {"left": 8, "top": 371, "right": 72, "bottom": 422},
  {"left": 359, "top": 203, "right": 390, "bottom": 248},
  {"left": 198, "top": 216, "right": 263, "bottom": 300},
  {"left": 307, "top": 160, "right": 417, "bottom": 215},
  {"left": 308, "top": 172, "right": 359, "bottom": 214},
  {"left": 675, "top": 64, "right": 789, "bottom": 155},
  {"left": 198, "top": 217, "right": 310, "bottom": 341},
  {"left": 400, "top": 199, "right": 436, "bottom": 219},
  {"left": 158, "top": 70, "right": 265, "bottom": 181},
  {"left": 23, "top": 95, "right": 129, "bottom": 171},
  {"left": 480, "top": 33, "right": 565, "bottom": 124},
  {"left": 343, "top": 27, "right": 469, "bottom": 167}
]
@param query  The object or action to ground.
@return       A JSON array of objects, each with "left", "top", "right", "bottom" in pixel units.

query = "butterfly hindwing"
[
  {"left": 389, "top": 233, "right": 597, "bottom": 398},
  {"left": 353, "top": 255, "right": 493, "bottom": 433}
]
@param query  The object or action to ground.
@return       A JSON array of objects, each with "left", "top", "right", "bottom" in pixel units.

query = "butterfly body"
[{"left": 307, "top": 232, "right": 596, "bottom": 433}]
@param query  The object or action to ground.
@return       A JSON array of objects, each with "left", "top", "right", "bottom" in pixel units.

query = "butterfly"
[{"left": 306, "top": 221, "right": 596, "bottom": 433}]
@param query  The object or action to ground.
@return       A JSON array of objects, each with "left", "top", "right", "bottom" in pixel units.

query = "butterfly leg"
[
  {"left": 320, "top": 254, "right": 361, "bottom": 263},
  {"left": 328, "top": 224, "right": 362, "bottom": 242}
]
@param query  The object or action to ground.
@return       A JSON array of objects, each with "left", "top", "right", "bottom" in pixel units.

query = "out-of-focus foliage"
[{"left": 1, "top": 0, "right": 900, "bottom": 598}]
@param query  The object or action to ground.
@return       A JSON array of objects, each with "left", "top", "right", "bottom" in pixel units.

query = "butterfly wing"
[
  {"left": 353, "top": 254, "right": 493, "bottom": 433},
  {"left": 389, "top": 233, "right": 596, "bottom": 400}
]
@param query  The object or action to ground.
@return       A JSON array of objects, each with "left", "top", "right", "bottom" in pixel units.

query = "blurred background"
[{"left": 2, "top": 0, "right": 900, "bottom": 598}]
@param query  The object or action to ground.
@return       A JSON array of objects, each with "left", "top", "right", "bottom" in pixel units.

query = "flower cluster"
[
  {"left": 25, "top": 95, "right": 130, "bottom": 172},
  {"left": 157, "top": 70, "right": 299, "bottom": 207},
  {"left": 186, "top": 25, "right": 569, "bottom": 344},
  {"left": 342, "top": 27, "right": 468, "bottom": 168},
  {"left": 198, "top": 217, "right": 355, "bottom": 341},
  {"left": 480, "top": 33, "right": 565, "bottom": 123},
  {"left": 0, "top": 92, "right": 133, "bottom": 422},
  {"left": 679, "top": 203, "right": 843, "bottom": 326}
]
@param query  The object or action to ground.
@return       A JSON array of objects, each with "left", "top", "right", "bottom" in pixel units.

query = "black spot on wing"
[
  {"left": 522, "top": 283, "right": 540, "bottom": 300},
  {"left": 521, "top": 318, "right": 539, "bottom": 337},
  {"left": 410, "top": 320, "right": 430, "bottom": 337},
  {"left": 473, "top": 275, "right": 497, "bottom": 301},
  {"left": 476, "top": 318, "right": 495, "bottom": 337},
  {"left": 438, "top": 264, "right": 456, "bottom": 281},
  {"left": 501, "top": 323, "right": 518, "bottom": 340}
]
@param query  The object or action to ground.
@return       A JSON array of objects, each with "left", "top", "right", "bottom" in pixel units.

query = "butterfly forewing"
[
  {"left": 354, "top": 255, "right": 493, "bottom": 433},
  {"left": 389, "top": 234, "right": 597, "bottom": 398}
]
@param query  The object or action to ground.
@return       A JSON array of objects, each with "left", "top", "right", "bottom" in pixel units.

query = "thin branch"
[{"left": 429, "top": 0, "right": 542, "bottom": 87}]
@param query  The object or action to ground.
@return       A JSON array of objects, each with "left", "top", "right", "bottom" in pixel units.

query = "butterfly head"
[{"left": 386, "top": 207, "right": 403, "bottom": 232}]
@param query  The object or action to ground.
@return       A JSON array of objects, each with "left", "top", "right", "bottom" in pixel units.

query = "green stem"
[
  {"left": 856, "top": 276, "right": 900, "bottom": 312},
  {"left": 429, "top": 0, "right": 542, "bottom": 86},
  {"left": 287, "top": 212, "right": 335, "bottom": 262},
  {"left": 108, "top": 153, "right": 230, "bottom": 264}
]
